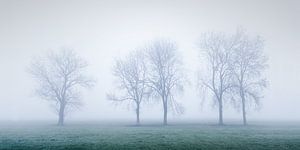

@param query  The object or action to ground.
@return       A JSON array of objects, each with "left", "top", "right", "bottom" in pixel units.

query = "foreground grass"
[{"left": 0, "top": 122, "right": 300, "bottom": 150}]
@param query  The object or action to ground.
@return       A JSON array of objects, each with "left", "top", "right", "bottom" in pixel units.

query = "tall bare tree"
[
  {"left": 231, "top": 29, "right": 268, "bottom": 125},
  {"left": 107, "top": 49, "right": 149, "bottom": 125},
  {"left": 28, "top": 49, "right": 94, "bottom": 126},
  {"left": 147, "top": 39, "right": 185, "bottom": 125},
  {"left": 197, "top": 32, "right": 238, "bottom": 125}
]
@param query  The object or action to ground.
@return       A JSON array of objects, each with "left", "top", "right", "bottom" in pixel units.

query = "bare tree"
[
  {"left": 147, "top": 39, "right": 185, "bottom": 125},
  {"left": 107, "top": 49, "right": 149, "bottom": 125},
  {"left": 231, "top": 29, "right": 268, "bottom": 125},
  {"left": 197, "top": 32, "right": 238, "bottom": 125},
  {"left": 28, "top": 49, "right": 94, "bottom": 126}
]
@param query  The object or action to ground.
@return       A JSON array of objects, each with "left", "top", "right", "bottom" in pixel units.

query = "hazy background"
[{"left": 0, "top": 0, "right": 299, "bottom": 123}]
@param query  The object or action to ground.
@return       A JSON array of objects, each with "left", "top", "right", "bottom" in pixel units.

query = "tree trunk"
[
  {"left": 136, "top": 104, "right": 140, "bottom": 126},
  {"left": 57, "top": 103, "right": 65, "bottom": 126},
  {"left": 163, "top": 99, "right": 168, "bottom": 125},
  {"left": 241, "top": 94, "right": 247, "bottom": 126},
  {"left": 218, "top": 99, "right": 224, "bottom": 125}
]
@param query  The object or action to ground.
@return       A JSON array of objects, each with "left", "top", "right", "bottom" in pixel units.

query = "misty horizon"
[{"left": 0, "top": 0, "right": 299, "bottom": 124}]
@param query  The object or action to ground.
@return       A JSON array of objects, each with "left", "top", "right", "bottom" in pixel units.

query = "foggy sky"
[{"left": 0, "top": 0, "right": 299, "bottom": 123}]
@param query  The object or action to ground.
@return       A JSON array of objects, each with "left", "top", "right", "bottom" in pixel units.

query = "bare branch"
[
  {"left": 28, "top": 48, "right": 95, "bottom": 125},
  {"left": 146, "top": 39, "right": 186, "bottom": 124}
]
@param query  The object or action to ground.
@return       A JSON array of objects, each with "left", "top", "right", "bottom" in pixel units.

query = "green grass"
[{"left": 1, "top": 122, "right": 300, "bottom": 150}]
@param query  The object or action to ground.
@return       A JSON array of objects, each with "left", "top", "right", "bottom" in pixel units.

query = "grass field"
[{"left": 0, "top": 121, "right": 300, "bottom": 150}]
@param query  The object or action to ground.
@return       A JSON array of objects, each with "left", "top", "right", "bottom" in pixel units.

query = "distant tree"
[
  {"left": 147, "top": 39, "right": 185, "bottom": 125},
  {"left": 197, "top": 32, "right": 237, "bottom": 125},
  {"left": 28, "top": 49, "right": 94, "bottom": 126},
  {"left": 107, "top": 49, "right": 149, "bottom": 125},
  {"left": 231, "top": 29, "right": 268, "bottom": 125}
]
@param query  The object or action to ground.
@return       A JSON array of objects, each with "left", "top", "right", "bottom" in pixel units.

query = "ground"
[{"left": 0, "top": 121, "right": 300, "bottom": 150}]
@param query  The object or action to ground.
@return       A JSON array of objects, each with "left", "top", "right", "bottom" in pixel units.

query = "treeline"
[{"left": 28, "top": 28, "right": 267, "bottom": 126}]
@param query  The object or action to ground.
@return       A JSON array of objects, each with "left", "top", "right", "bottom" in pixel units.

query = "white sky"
[{"left": 0, "top": 0, "right": 299, "bottom": 123}]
